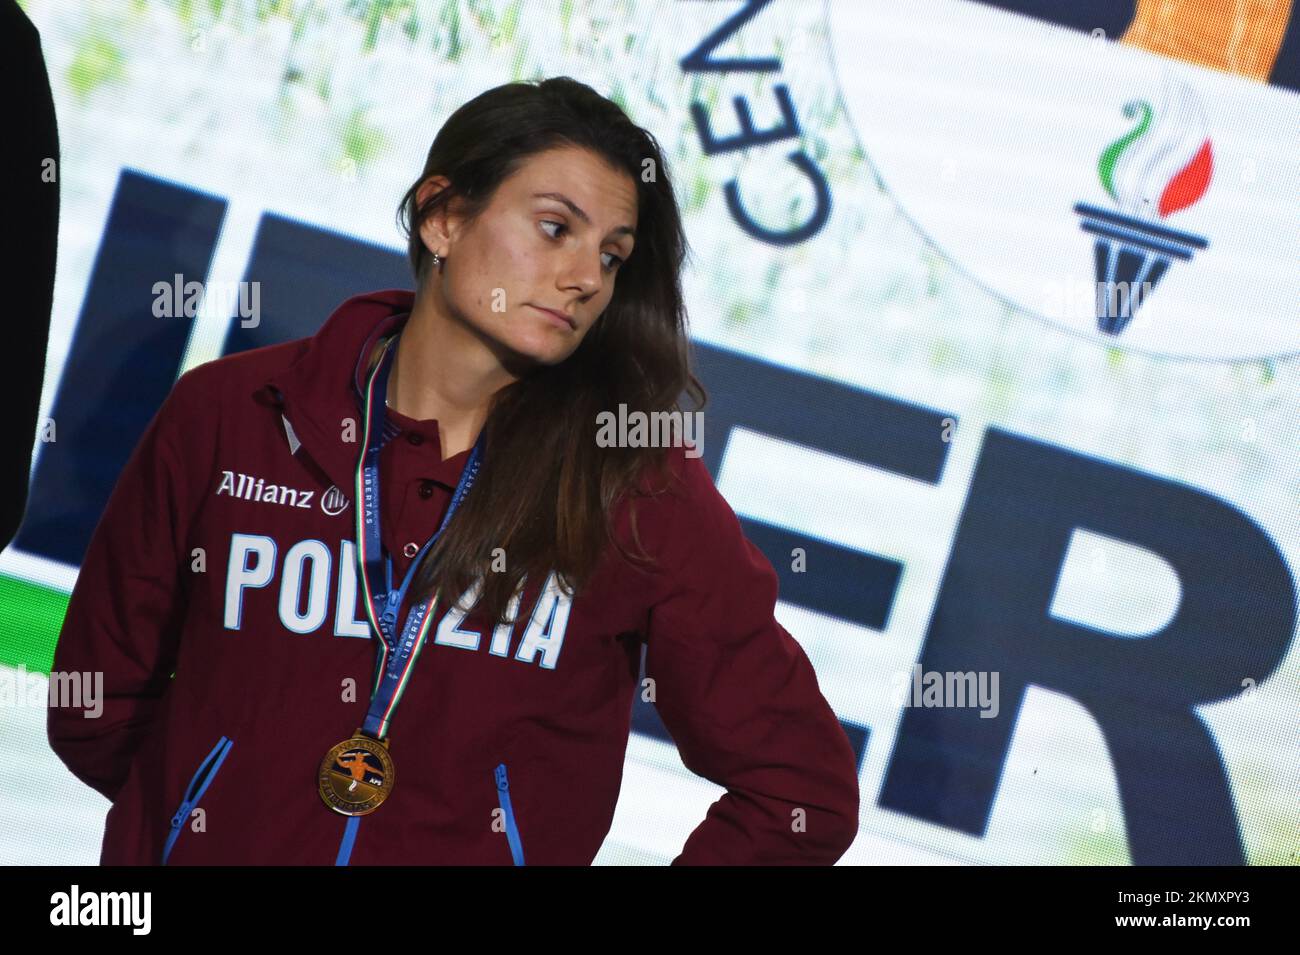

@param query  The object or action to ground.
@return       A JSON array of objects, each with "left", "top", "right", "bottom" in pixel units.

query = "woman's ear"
[{"left": 416, "top": 175, "right": 456, "bottom": 259}]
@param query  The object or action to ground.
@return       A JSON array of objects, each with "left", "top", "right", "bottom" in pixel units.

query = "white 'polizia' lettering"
[{"left": 221, "top": 534, "right": 571, "bottom": 667}]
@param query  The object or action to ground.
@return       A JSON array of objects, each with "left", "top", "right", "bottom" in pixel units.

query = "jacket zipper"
[
  {"left": 495, "top": 763, "right": 526, "bottom": 866},
  {"left": 162, "top": 735, "right": 233, "bottom": 865}
]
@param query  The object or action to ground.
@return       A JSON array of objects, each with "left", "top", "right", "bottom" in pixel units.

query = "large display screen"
[{"left": 2, "top": 0, "right": 1296, "bottom": 865}]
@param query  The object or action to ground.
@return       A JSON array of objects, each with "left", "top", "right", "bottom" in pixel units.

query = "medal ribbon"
[{"left": 354, "top": 333, "right": 485, "bottom": 741}]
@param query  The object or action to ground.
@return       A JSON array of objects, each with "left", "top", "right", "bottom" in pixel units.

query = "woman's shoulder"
[
  {"left": 629, "top": 440, "right": 709, "bottom": 494},
  {"left": 162, "top": 336, "right": 312, "bottom": 416},
  {"left": 605, "top": 438, "right": 778, "bottom": 608},
  {"left": 612, "top": 442, "right": 735, "bottom": 562},
  {"left": 187, "top": 336, "right": 311, "bottom": 393}
]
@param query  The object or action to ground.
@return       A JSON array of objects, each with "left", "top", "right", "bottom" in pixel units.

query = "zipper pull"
[{"left": 380, "top": 590, "right": 401, "bottom": 633}]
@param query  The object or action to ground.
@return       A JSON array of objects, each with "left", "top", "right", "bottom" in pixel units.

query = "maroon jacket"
[{"left": 47, "top": 289, "right": 860, "bottom": 865}]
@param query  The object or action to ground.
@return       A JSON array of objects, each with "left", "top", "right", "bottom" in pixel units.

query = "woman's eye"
[{"left": 541, "top": 219, "right": 623, "bottom": 272}]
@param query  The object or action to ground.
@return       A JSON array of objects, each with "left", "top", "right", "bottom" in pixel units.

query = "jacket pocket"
[
  {"left": 162, "top": 735, "right": 233, "bottom": 865},
  {"left": 494, "top": 762, "right": 526, "bottom": 866}
]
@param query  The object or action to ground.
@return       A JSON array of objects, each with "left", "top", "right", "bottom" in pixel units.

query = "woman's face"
[{"left": 418, "top": 145, "right": 639, "bottom": 368}]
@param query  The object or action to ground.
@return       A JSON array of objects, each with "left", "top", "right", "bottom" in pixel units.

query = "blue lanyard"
[{"left": 354, "top": 333, "right": 485, "bottom": 740}]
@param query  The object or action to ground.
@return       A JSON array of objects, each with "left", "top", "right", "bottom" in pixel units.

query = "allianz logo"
[{"left": 216, "top": 470, "right": 350, "bottom": 516}]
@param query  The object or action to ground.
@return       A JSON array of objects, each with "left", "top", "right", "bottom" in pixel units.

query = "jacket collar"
[{"left": 263, "top": 288, "right": 415, "bottom": 494}]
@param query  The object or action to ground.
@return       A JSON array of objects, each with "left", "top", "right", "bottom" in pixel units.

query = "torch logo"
[{"left": 1073, "top": 75, "right": 1214, "bottom": 336}]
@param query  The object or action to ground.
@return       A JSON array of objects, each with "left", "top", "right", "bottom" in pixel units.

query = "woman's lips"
[{"left": 531, "top": 304, "right": 576, "bottom": 330}]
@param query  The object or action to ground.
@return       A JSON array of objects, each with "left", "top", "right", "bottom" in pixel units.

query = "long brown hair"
[{"left": 392, "top": 77, "right": 705, "bottom": 627}]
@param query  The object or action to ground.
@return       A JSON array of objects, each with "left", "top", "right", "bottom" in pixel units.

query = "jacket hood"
[{"left": 262, "top": 288, "right": 415, "bottom": 493}]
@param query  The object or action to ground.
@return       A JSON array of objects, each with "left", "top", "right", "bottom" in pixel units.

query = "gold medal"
[{"left": 318, "top": 730, "right": 395, "bottom": 816}]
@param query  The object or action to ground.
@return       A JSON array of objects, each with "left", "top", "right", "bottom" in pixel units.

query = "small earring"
[{"left": 431, "top": 251, "right": 443, "bottom": 269}]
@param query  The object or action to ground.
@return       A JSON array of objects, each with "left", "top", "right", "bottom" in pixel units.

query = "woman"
[{"left": 48, "top": 77, "right": 859, "bottom": 865}]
